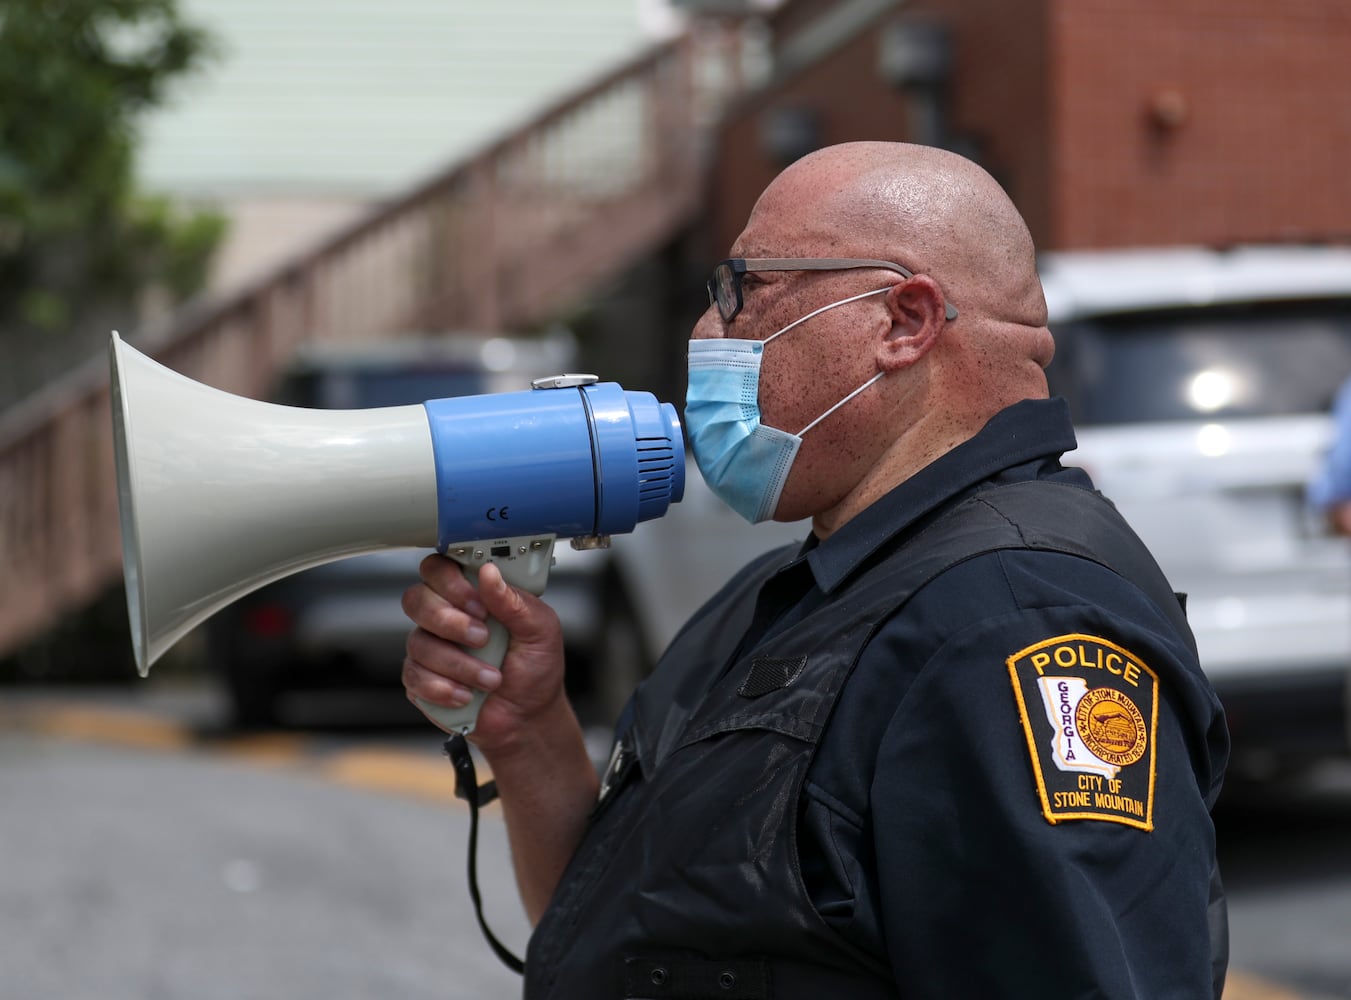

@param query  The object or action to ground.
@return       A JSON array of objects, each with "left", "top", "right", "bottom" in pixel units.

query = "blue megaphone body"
[{"left": 424, "top": 374, "right": 684, "bottom": 548}]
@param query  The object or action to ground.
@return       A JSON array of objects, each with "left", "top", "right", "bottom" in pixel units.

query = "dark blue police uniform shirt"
[{"left": 743, "top": 397, "right": 1228, "bottom": 997}]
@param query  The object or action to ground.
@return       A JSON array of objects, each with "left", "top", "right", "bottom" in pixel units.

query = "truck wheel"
[{"left": 219, "top": 655, "right": 281, "bottom": 730}]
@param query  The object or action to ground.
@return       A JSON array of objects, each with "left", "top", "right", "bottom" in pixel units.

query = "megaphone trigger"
[{"left": 415, "top": 533, "right": 557, "bottom": 735}]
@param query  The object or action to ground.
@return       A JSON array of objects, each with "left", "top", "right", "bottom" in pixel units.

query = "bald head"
[
  {"left": 738, "top": 143, "right": 1054, "bottom": 412},
  {"left": 750, "top": 142, "right": 1047, "bottom": 330}
]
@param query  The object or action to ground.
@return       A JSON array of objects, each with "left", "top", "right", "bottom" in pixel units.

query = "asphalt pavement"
[{"left": 3, "top": 680, "right": 1348, "bottom": 999}]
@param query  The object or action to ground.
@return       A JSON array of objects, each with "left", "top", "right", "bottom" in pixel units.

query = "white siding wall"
[
  {"left": 134, "top": 1, "right": 686, "bottom": 291},
  {"left": 136, "top": 0, "right": 675, "bottom": 199}
]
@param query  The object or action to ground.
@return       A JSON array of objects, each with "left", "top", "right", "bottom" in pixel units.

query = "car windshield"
[
  {"left": 279, "top": 369, "right": 490, "bottom": 409},
  {"left": 1047, "top": 298, "right": 1351, "bottom": 425}
]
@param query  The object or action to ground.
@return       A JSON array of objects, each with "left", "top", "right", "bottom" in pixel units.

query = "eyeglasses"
[{"left": 706, "top": 257, "right": 959, "bottom": 324}]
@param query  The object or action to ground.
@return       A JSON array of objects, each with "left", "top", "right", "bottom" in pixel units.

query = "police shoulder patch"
[{"left": 1006, "top": 633, "right": 1159, "bottom": 830}]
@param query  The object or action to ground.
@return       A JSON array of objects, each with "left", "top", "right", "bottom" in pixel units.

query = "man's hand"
[
  {"left": 401, "top": 552, "right": 566, "bottom": 753},
  {"left": 1329, "top": 500, "right": 1351, "bottom": 536},
  {"left": 401, "top": 551, "right": 599, "bottom": 923}
]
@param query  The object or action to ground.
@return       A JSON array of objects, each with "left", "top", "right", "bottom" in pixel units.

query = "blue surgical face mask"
[{"left": 685, "top": 287, "right": 889, "bottom": 523}]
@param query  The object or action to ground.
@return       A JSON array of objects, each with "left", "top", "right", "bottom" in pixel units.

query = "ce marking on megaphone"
[{"left": 485, "top": 506, "right": 510, "bottom": 522}]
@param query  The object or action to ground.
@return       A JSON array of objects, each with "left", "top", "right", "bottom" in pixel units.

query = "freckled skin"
[{"left": 696, "top": 141, "right": 1056, "bottom": 538}]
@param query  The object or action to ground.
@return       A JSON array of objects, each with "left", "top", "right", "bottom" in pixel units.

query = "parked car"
[{"left": 1039, "top": 245, "right": 1351, "bottom": 779}]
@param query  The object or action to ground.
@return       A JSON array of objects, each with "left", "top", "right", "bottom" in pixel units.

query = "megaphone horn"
[{"left": 108, "top": 332, "right": 684, "bottom": 732}]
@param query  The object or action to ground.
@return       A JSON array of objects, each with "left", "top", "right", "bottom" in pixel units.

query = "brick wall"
[
  {"left": 912, "top": 0, "right": 1054, "bottom": 246},
  {"left": 1049, "top": 0, "right": 1351, "bottom": 248},
  {"left": 705, "top": 0, "right": 1351, "bottom": 253}
]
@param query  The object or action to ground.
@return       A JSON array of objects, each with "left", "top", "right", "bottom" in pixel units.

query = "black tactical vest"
[{"left": 523, "top": 481, "right": 1224, "bottom": 999}]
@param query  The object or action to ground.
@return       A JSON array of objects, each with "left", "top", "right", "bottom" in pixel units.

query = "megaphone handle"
[{"left": 415, "top": 534, "right": 557, "bottom": 735}]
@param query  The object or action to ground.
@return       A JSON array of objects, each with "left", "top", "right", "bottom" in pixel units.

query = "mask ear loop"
[
  {"left": 762, "top": 286, "right": 890, "bottom": 345},
  {"left": 796, "top": 369, "right": 887, "bottom": 436},
  {"left": 759, "top": 283, "right": 891, "bottom": 437}
]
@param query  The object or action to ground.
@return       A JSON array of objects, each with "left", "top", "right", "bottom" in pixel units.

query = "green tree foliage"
[{"left": 0, "top": 0, "right": 226, "bottom": 402}]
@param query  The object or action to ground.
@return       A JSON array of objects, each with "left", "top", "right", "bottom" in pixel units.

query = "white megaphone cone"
[{"left": 110, "top": 332, "right": 440, "bottom": 677}]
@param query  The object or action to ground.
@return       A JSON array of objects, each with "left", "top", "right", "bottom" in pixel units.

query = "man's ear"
[{"left": 877, "top": 276, "right": 948, "bottom": 370}]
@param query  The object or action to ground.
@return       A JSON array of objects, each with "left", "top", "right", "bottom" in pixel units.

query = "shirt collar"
[{"left": 802, "top": 397, "right": 1079, "bottom": 594}]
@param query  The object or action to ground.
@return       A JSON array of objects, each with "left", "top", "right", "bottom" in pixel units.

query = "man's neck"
[{"left": 810, "top": 407, "right": 982, "bottom": 540}]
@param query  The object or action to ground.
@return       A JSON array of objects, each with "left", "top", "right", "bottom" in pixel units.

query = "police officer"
[{"left": 401, "top": 141, "right": 1229, "bottom": 998}]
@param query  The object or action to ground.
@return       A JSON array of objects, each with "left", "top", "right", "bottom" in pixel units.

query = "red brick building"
[{"left": 707, "top": 0, "right": 1351, "bottom": 254}]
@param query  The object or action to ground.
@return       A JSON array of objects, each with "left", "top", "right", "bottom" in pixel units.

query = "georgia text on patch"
[{"left": 1006, "top": 633, "right": 1159, "bottom": 830}]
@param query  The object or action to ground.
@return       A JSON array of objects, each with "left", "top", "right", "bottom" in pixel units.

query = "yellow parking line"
[
  {"left": 8, "top": 702, "right": 193, "bottom": 753},
  {"left": 322, "top": 747, "right": 464, "bottom": 804},
  {"left": 3, "top": 696, "right": 476, "bottom": 806},
  {"left": 1223, "top": 972, "right": 1310, "bottom": 1000},
  {"left": 214, "top": 731, "right": 313, "bottom": 767}
]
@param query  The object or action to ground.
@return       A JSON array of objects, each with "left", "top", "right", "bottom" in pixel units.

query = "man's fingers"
[
  {"left": 475, "top": 562, "right": 556, "bottom": 643},
  {"left": 403, "top": 628, "right": 503, "bottom": 703},
  {"left": 401, "top": 575, "right": 490, "bottom": 646},
  {"left": 402, "top": 553, "right": 564, "bottom": 731},
  {"left": 414, "top": 555, "right": 553, "bottom": 644},
  {"left": 475, "top": 562, "right": 520, "bottom": 618},
  {"left": 402, "top": 652, "right": 477, "bottom": 709},
  {"left": 417, "top": 553, "right": 488, "bottom": 618}
]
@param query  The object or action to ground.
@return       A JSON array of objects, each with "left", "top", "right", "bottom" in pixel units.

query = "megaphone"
[{"left": 108, "top": 331, "right": 685, "bottom": 733}]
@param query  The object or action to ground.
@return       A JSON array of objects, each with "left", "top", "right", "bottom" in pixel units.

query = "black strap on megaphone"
[{"left": 443, "top": 733, "right": 526, "bottom": 975}]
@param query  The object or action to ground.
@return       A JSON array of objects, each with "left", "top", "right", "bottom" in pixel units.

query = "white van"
[{"left": 1039, "top": 245, "right": 1351, "bottom": 778}]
